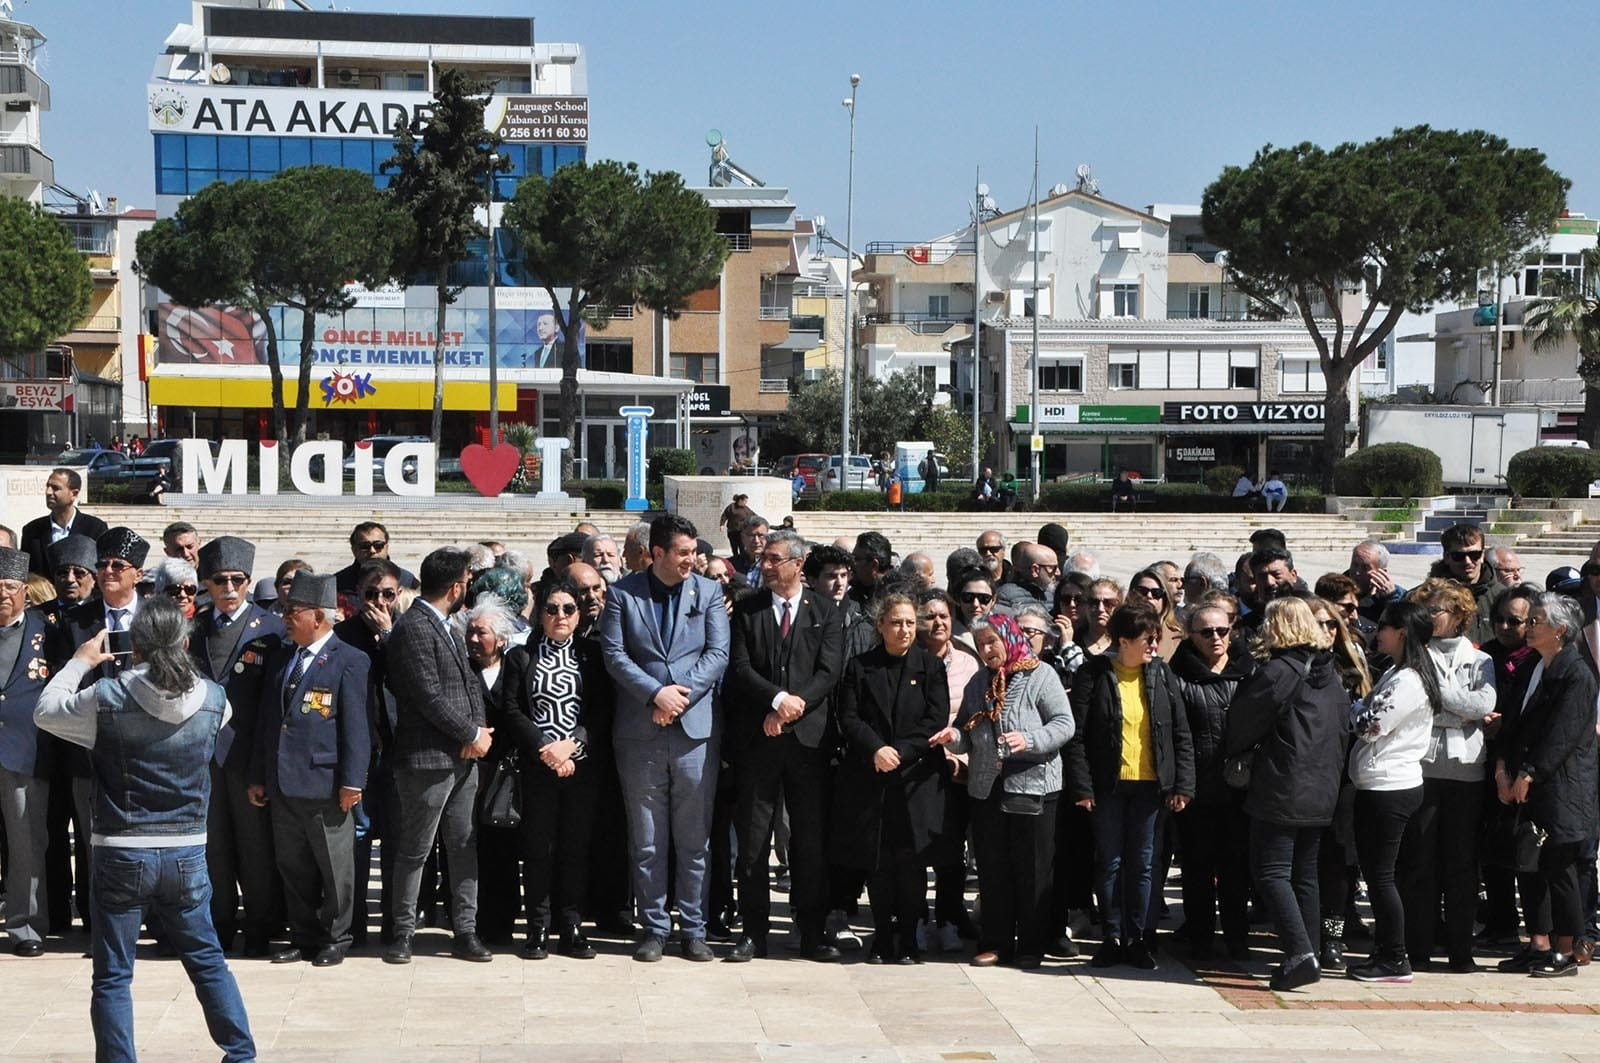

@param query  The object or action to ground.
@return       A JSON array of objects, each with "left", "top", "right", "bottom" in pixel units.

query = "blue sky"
[{"left": 26, "top": 0, "right": 1600, "bottom": 239}]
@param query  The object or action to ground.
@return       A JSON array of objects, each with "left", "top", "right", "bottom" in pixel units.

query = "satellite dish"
[
  {"left": 1214, "top": 250, "right": 1229, "bottom": 269},
  {"left": 1075, "top": 163, "right": 1091, "bottom": 179},
  {"left": 977, "top": 182, "right": 990, "bottom": 198},
  {"left": 1049, "top": 183, "right": 1069, "bottom": 197},
  {"left": 210, "top": 63, "right": 231, "bottom": 84},
  {"left": 814, "top": 213, "right": 827, "bottom": 233},
  {"left": 705, "top": 129, "right": 723, "bottom": 148}
]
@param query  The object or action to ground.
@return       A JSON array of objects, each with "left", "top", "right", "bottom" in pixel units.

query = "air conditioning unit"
[
  {"left": 985, "top": 291, "right": 1006, "bottom": 304},
  {"left": 336, "top": 68, "right": 361, "bottom": 87}
]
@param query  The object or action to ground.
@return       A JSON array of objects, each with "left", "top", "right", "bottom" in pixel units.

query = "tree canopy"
[
  {"left": 1202, "top": 125, "right": 1568, "bottom": 486},
  {"left": 501, "top": 158, "right": 728, "bottom": 470},
  {"left": 136, "top": 166, "right": 410, "bottom": 447},
  {"left": 0, "top": 197, "right": 92, "bottom": 357},
  {"left": 382, "top": 66, "right": 505, "bottom": 445},
  {"left": 781, "top": 368, "right": 958, "bottom": 462}
]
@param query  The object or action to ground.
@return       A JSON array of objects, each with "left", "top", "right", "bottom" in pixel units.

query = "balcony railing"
[
  {"left": 1499, "top": 377, "right": 1584, "bottom": 404},
  {"left": 721, "top": 233, "right": 752, "bottom": 251},
  {"left": 758, "top": 305, "right": 790, "bottom": 320},
  {"left": 864, "top": 240, "right": 974, "bottom": 256},
  {"left": 789, "top": 315, "right": 824, "bottom": 333},
  {"left": 794, "top": 283, "right": 843, "bottom": 298},
  {"left": 862, "top": 311, "right": 969, "bottom": 336},
  {"left": 758, "top": 378, "right": 790, "bottom": 394},
  {"left": 1165, "top": 309, "right": 1257, "bottom": 321},
  {"left": 73, "top": 314, "right": 120, "bottom": 332}
]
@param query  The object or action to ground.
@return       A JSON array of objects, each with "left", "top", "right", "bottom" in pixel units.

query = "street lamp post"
[
  {"left": 971, "top": 173, "right": 996, "bottom": 480},
  {"left": 486, "top": 151, "right": 500, "bottom": 444},
  {"left": 840, "top": 74, "right": 859, "bottom": 480}
]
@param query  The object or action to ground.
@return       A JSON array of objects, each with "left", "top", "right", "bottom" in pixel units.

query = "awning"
[{"left": 1006, "top": 422, "right": 1326, "bottom": 436}]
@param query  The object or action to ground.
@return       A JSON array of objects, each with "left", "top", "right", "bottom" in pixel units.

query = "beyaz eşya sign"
[
  {"left": 149, "top": 84, "right": 432, "bottom": 138},
  {"left": 181, "top": 438, "right": 435, "bottom": 497}
]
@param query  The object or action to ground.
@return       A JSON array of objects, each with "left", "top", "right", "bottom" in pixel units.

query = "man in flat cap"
[
  {"left": 21, "top": 468, "right": 108, "bottom": 578},
  {"left": 189, "top": 535, "right": 285, "bottom": 957},
  {"left": 248, "top": 572, "right": 369, "bottom": 967},
  {"left": 0, "top": 545, "right": 63, "bottom": 954}
]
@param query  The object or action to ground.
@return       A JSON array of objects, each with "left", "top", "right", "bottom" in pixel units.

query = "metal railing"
[
  {"left": 72, "top": 314, "right": 120, "bottom": 331},
  {"left": 1164, "top": 309, "right": 1258, "bottom": 321},
  {"left": 758, "top": 378, "right": 790, "bottom": 394},
  {"left": 789, "top": 315, "right": 824, "bottom": 333},
  {"left": 758, "top": 306, "right": 790, "bottom": 320},
  {"left": 865, "top": 311, "right": 967, "bottom": 324},
  {"left": 864, "top": 240, "right": 974, "bottom": 255},
  {"left": 72, "top": 235, "right": 114, "bottom": 255},
  {"left": 721, "top": 233, "right": 752, "bottom": 251},
  {"left": 794, "top": 283, "right": 843, "bottom": 298}
]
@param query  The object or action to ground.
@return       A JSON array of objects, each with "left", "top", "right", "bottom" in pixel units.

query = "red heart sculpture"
[{"left": 460, "top": 443, "right": 521, "bottom": 497}]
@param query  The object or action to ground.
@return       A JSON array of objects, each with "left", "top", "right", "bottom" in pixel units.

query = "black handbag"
[
  {"left": 479, "top": 754, "right": 522, "bottom": 829},
  {"left": 1482, "top": 802, "right": 1544, "bottom": 873}
]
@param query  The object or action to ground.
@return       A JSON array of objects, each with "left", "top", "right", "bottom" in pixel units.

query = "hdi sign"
[{"left": 181, "top": 439, "right": 436, "bottom": 497}]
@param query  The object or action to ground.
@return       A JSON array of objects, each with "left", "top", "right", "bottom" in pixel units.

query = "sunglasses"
[
  {"left": 363, "top": 587, "right": 398, "bottom": 602},
  {"left": 1093, "top": 597, "right": 1119, "bottom": 608},
  {"left": 209, "top": 574, "right": 249, "bottom": 587},
  {"left": 1447, "top": 549, "right": 1483, "bottom": 563},
  {"left": 1133, "top": 585, "right": 1166, "bottom": 600},
  {"left": 1193, "top": 626, "right": 1231, "bottom": 638},
  {"left": 543, "top": 602, "right": 579, "bottom": 617},
  {"left": 1018, "top": 626, "right": 1048, "bottom": 638},
  {"left": 1494, "top": 615, "right": 1527, "bottom": 628},
  {"left": 1336, "top": 600, "right": 1359, "bottom": 614},
  {"left": 163, "top": 584, "right": 199, "bottom": 598},
  {"left": 355, "top": 539, "right": 388, "bottom": 552},
  {"left": 55, "top": 567, "right": 92, "bottom": 580},
  {"left": 96, "top": 559, "right": 135, "bottom": 573},
  {"left": 1319, "top": 619, "right": 1340, "bottom": 632},
  {"left": 959, "top": 592, "right": 994, "bottom": 605},
  {"left": 978, "top": 544, "right": 1003, "bottom": 554}
]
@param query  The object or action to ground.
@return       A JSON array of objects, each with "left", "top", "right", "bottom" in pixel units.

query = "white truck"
[{"left": 1362, "top": 404, "right": 1544, "bottom": 489}]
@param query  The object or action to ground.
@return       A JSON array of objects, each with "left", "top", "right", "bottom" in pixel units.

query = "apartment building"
[{"left": 0, "top": 3, "right": 49, "bottom": 203}]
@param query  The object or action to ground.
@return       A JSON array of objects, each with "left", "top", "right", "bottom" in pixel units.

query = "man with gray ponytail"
[{"left": 36, "top": 595, "right": 255, "bottom": 1063}]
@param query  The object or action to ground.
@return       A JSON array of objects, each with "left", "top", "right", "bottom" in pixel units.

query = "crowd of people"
[{"left": 3, "top": 466, "right": 1600, "bottom": 1057}]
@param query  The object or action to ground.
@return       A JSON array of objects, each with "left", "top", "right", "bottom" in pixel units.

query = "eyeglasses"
[
  {"left": 355, "top": 539, "right": 388, "bottom": 552},
  {"left": 55, "top": 567, "right": 91, "bottom": 581},
  {"left": 1093, "top": 597, "right": 1119, "bottom": 608},
  {"left": 164, "top": 584, "right": 199, "bottom": 599},
  {"left": 1039, "top": 563, "right": 1061, "bottom": 576},
  {"left": 1133, "top": 585, "right": 1166, "bottom": 600},
  {"left": 0, "top": 580, "right": 24, "bottom": 597},
  {"left": 96, "top": 559, "right": 134, "bottom": 573},
  {"left": 759, "top": 553, "right": 798, "bottom": 566},
  {"left": 959, "top": 592, "right": 994, "bottom": 605},
  {"left": 978, "top": 543, "right": 1003, "bottom": 554},
  {"left": 1526, "top": 615, "right": 1546, "bottom": 629},
  {"left": 1193, "top": 626, "right": 1231, "bottom": 638},
  {"left": 543, "top": 602, "right": 579, "bottom": 617},
  {"left": 362, "top": 587, "right": 398, "bottom": 602},
  {"left": 1018, "top": 626, "right": 1048, "bottom": 638},
  {"left": 209, "top": 574, "right": 249, "bottom": 587},
  {"left": 1447, "top": 549, "right": 1483, "bottom": 563},
  {"left": 1494, "top": 615, "right": 1527, "bottom": 628},
  {"left": 1336, "top": 600, "right": 1359, "bottom": 615}
]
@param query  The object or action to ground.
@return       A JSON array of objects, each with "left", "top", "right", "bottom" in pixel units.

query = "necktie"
[
  {"left": 216, "top": 612, "right": 232, "bottom": 631},
  {"left": 108, "top": 609, "right": 127, "bottom": 632},
  {"left": 660, "top": 590, "right": 676, "bottom": 649},
  {"left": 284, "top": 648, "right": 310, "bottom": 711},
  {"left": 780, "top": 599, "right": 792, "bottom": 638}
]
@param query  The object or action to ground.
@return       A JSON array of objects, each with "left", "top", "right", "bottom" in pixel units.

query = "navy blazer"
[
  {"left": 250, "top": 633, "right": 371, "bottom": 801},
  {"left": 0, "top": 609, "right": 58, "bottom": 777},
  {"left": 599, "top": 570, "right": 729, "bottom": 744},
  {"left": 190, "top": 602, "right": 285, "bottom": 775}
]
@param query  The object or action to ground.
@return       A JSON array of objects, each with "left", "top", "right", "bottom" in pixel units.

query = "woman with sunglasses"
[
  {"left": 1052, "top": 574, "right": 1091, "bottom": 650},
  {"left": 1224, "top": 597, "right": 1349, "bottom": 990},
  {"left": 932, "top": 612, "right": 1075, "bottom": 968},
  {"left": 1170, "top": 603, "right": 1255, "bottom": 959},
  {"left": 1493, "top": 593, "right": 1599, "bottom": 978},
  {"left": 1066, "top": 603, "right": 1194, "bottom": 969},
  {"left": 1396, "top": 578, "right": 1497, "bottom": 973},
  {"left": 953, "top": 571, "right": 997, "bottom": 630},
  {"left": 501, "top": 578, "right": 612, "bottom": 961},
  {"left": 1479, "top": 585, "right": 1542, "bottom": 954},
  {"left": 1345, "top": 601, "right": 1440, "bottom": 983},
  {"left": 1129, "top": 568, "right": 1183, "bottom": 661},
  {"left": 1077, "top": 578, "right": 1122, "bottom": 657},
  {"left": 150, "top": 557, "right": 200, "bottom": 619}
]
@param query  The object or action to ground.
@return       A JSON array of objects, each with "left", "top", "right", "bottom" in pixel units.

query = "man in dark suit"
[
  {"left": 723, "top": 530, "right": 843, "bottom": 963},
  {"left": 382, "top": 546, "right": 492, "bottom": 965},
  {"left": 599, "top": 515, "right": 729, "bottom": 963},
  {"left": 189, "top": 535, "right": 285, "bottom": 956},
  {"left": 39, "top": 535, "right": 96, "bottom": 932},
  {"left": 332, "top": 521, "right": 418, "bottom": 602},
  {"left": 248, "top": 572, "right": 369, "bottom": 967},
  {"left": 21, "top": 468, "right": 108, "bottom": 577},
  {"left": 0, "top": 546, "right": 60, "bottom": 954}
]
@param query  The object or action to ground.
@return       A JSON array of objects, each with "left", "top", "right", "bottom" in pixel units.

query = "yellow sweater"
[{"left": 1113, "top": 661, "right": 1157, "bottom": 782}]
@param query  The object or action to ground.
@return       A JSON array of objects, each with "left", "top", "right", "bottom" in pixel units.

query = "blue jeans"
[
  {"left": 90, "top": 844, "right": 254, "bottom": 1063},
  {"left": 1089, "top": 782, "right": 1161, "bottom": 943}
]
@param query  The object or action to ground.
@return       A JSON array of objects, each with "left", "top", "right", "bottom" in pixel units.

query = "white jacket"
[
  {"left": 1421, "top": 636, "right": 1496, "bottom": 780},
  {"left": 1348, "top": 666, "right": 1433, "bottom": 792}
]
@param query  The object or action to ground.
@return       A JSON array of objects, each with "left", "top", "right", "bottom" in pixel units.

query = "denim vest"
[{"left": 91, "top": 676, "right": 227, "bottom": 839}]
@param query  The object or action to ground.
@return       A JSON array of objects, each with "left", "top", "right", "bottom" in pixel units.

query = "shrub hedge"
[
  {"left": 1332, "top": 443, "right": 1443, "bottom": 498},
  {"left": 1203, "top": 465, "right": 1246, "bottom": 496},
  {"left": 1505, "top": 447, "right": 1600, "bottom": 497}
]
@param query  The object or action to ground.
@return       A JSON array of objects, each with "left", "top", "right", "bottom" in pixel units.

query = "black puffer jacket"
[
  {"left": 1224, "top": 647, "right": 1349, "bottom": 828},
  {"left": 1498, "top": 643, "right": 1600, "bottom": 845},
  {"left": 1065, "top": 653, "right": 1195, "bottom": 802},
  {"left": 1169, "top": 640, "right": 1257, "bottom": 805}
]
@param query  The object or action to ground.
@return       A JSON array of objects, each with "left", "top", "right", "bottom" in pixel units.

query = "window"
[
  {"left": 1187, "top": 286, "right": 1210, "bottom": 319},
  {"left": 1039, "top": 361, "right": 1083, "bottom": 392},
  {"left": 1110, "top": 361, "right": 1138, "bottom": 389},
  {"left": 1116, "top": 229, "right": 1140, "bottom": 251},
  {"left": 670, "top": 354, "right": 717, "bottom": 383},
  {"left": 1279, "top": 354, "right": 1325, "bottom": 393},
  {"left": 1231, "top": 363, "right": 1258, "bottom": 389},
  {"left": 585, "top": 341, "right": 633, "bottom": 374},
  {"left": 1114, "top": 284, "right": 1139, "bottom": 317},
  {"left": 927, "top": 295, "right": 950, "bottom": 319},
  {"left": 1523, "top": 252, "right": 1586, "bottom": 295},
  {"left": 918, "top": 365, "right": 938, "bottom": 390}
]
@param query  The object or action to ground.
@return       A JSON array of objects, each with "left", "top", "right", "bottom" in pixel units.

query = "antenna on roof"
[
  {"left": 706, "top": 130, "right": 765, "bottom": 188},
  {"left": 1074, "top": 163, "right": 1099, "bottom": 196}
]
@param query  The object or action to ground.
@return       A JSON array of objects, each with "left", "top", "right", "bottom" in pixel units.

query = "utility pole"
[
  {"left": 1029, "top": 128, "right": 1041, "bottom": 504},
  {"left": 839, "top": 74, "right": 860, "bottom": 474},
  {"left": 971, "top": 168, "right": 983, "bottom": 480}
]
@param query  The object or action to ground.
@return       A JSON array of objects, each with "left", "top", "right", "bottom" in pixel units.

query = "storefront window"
[
  {"left": 1265, "top": 437, "right": 1321, "bottom": 486},
  {"left": 1164, "top": 435, "right": 1257, "bottom": 482}
]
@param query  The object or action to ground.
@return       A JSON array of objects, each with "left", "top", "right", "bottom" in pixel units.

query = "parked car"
[
  {"left": 340, "top": 435, "right": 464, "bottom": 480},
  {"left": 53, "top": 447, "right": 136, "bottom": 486},
  {"left": 817, "top": 454, "right": 874, "bottom": 492},
  {"left": 127, "top": 438, "right": 195, "bottom": 481}
]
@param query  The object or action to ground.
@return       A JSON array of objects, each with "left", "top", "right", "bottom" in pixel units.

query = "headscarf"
[{"left": 965, "top": 612, "right": 1040, "bottom": 730}]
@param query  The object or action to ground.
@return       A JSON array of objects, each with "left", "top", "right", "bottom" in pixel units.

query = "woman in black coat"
[
  {"left": 1494, "top": 592, "right": 1600, "bottom": 978},
  {"left": 501, "top": 577, "right": 612, "bottom": 961},
  {"left": 1224, "top": 597, "right": 1350, "bottom": 991},
  {"left": 464, "top": 597, "right": 529, "bottom": 947},
  {"left": 831, "top": 593, "right": 953, "bottom": 964},
  {"left": 1065, "top": 603, "right": 1195, "bottom": 971},
  {"left": 1169, "top": 602, "right": 1255, "bottom": 959}
]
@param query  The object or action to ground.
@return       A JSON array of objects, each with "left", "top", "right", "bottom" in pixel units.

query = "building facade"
[{"left": 0, "top": 5, "right": 49, "bottom": 203}]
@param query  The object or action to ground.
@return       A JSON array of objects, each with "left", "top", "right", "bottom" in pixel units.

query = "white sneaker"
[
  {"left": 938, "top": 922, "right": 963, "bottom": 952},
  {"left": 826, "top": 909, "right": 863, "bottom": 951}
]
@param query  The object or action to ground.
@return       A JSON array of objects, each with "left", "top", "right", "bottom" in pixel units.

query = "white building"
[{"left": 0, "top": 2, "right": 50, "bottom": 203}]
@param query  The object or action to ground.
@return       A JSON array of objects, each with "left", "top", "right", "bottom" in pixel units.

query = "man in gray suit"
[
  {"left": 599, "top": 515, "right": 729, "bottom": 962},
  {"left": 381, "top": 547, "right": 493, "bottom": 965}
]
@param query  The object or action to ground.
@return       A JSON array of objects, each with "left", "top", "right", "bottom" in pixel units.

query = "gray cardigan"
[{"left": 949, "top": 664, "right": 1075, "bottom": 800}]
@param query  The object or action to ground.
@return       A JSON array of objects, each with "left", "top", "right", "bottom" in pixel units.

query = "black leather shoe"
[
  {"left": 452, "top": 932, "right": 493, "bottom": 962},
  {"left": 1497, "top": 945, "right": 1552, "bottom": 974},
  {"left": 725, "top": 936, "right": 765, "bottom": 963},
  {"left": 311, "top": 945, "right": 344, "bottom": 967},
  {"left": 557, "top": 928, "right": 595, "bottom": 959},
  {"left": 1531, "top": 952, "right": 1581, "bottom": 978},
  {"left": 1090, "top": 939, "right": 1122, "bottom": 968},
  {"left": 801, "top": 941, "right": 842, "bottom": 963},
  {"left": 634, "top": 936, "right": 665, "bottom": 963},
  {"left": 383, "top": 933, "right": 413, "bottom": 965},
  {"left": 680, "top": 937, "right": 715, "bottom": 962},
  {"left": 270, "top": 946, "right": 308, "bottom": 964},
  {"left": 11, "top": 940, "right": 43, "bottom": 958},
  {"left": 521, "top": 928, "right": 549, "bottom": 960}
]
